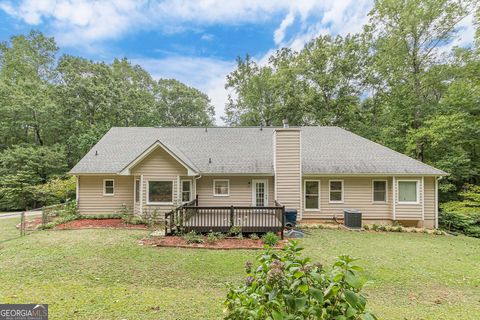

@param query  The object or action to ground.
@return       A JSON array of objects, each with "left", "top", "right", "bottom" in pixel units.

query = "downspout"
[
  {"left": 435, "top": 177, "right": 439, "bottom": 229},
  {"left": 194, "top": 175, "right": 202, "bottom": 204},
  {"left": 421, "top": 176, "right": 425, "bottom": 221},
  {"left": 392, "top": 176, "right": 396, "bottom": 221},
  {"left": 140, "top": 174, "right": 144, "bottom": 215},
  {"left": 75, "top": 175, "right": 79, "bottom": 205}
]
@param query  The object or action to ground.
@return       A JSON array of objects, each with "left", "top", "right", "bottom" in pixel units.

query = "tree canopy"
[
  {"left": 224, "top": 0, "right": 479, "bottom": 201},
  {"left": 0, "top": 31, "right": 215, "bottom": 210}
]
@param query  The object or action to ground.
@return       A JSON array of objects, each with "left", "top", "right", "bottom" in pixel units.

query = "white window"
[
  {"left": 147, "top": 180, "right": 173, "bottom": 204},
  {"left": 398, "top": 180, "right": 419, "bottom": 204},
  {"left": 103, "top": 179, "right": 114, "bottom": 196},
  {"left": 135, "top": 179, "right": 140, "bottom": 203},
  {"left": 213, "top": 179, "right": 229, "bottom": 196},
  {"left": 304, "top": 180, "right": 320, "bottom": 210},
  {"left": 329, "top": 180, "right": 343, "bottom": 203},
  {"left": 181, "top": 180, "right": 192, "bottom": 202},
  {"left": 372, "top": 180, "right": 387, "bottom": 202}
]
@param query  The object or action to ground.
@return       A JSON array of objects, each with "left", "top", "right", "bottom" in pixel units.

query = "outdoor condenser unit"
[{"left": 343, "top": 209, "right": 362, "bottom": 229}]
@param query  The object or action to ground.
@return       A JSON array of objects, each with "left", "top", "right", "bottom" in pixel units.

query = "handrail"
[
  {"left": 165, "top": 197, "right": 286, "bottom": 237},
  {"left": 183, "top": 205, "right": 283, "bottom": 210},
  {"left": 164, "top": 197, "right": 198, "bottom": 235}
]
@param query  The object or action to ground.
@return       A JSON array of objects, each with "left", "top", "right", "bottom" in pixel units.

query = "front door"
[{"left": 252, "top": 179, "right": 268, "bottom": 207}]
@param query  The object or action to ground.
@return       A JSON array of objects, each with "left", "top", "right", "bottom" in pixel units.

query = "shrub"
[
  {"left": 249, "top": 233, "right": 259, "bottom": 240},
  {"left": 363, "top": 224, "right": 370, "bottom": 231},
  {"left": 78, "top": 213, "right": 123, "bottom": 220},
  {"left": 142, "top": 209, "right": 160, "bottom": 227},
  {"left": 224, "top": 240, "right": 377, "bottom": 319},
  {"left": 262, "top": 232, "right": 280, "bottom": 246},
  {"left": 371, "top": 224, "right": 380, "bottom": 231},
  {"left": 183, "top": 231, "right": 204, "bottom": 244},
  {"left": 440, "top": 184, "right": 480, "bottom": 238},
  {"left": 207, "top": 231, "right": 223, "bottom": 244},
  {"left": 229, "top": 225, "right": 242, "bottom": 236}
]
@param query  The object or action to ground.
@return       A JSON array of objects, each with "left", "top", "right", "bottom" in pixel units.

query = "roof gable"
[{"left": 119, "top": 140, "right": 198, "bottom": 176}]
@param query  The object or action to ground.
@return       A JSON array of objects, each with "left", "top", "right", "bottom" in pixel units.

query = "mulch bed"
[
  {"left": 56, "top": 219, "right": 148, "bottom": 230},
  {"left": 141, "top": 236, "right": 286, "bottom": 250}
]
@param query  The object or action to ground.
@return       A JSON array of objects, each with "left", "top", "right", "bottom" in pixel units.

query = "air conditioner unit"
[{"left": 344, "top": 209, "right": 362, "bottom": 229}]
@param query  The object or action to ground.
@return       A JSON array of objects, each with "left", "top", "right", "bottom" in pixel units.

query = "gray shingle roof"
[{"left": 69, "top": 127, "right": 446, "bottom": 176}]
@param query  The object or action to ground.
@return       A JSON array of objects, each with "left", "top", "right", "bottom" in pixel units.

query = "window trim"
[
  {"left": 304, "top": 180, "right": 320, "bottom": 211},
  {"left": 146, "top": 179, "right": 174, "bottom": 205},
  {"left": 213, "top": 179, "right": 230, "bottom": 197},
  {"left": 397, "top": 179, "right": 420, "bottom": 204},
  {"left": 329, "top": 180, "right": 344, "bottom": 203},
  {"left": 372, "top": 179, "right": 388, "bottom": 203},
  {"left": 134, "top": 179, "right": 140, "bottom": 203},
  {"left": 181, "top": 179, "right": 192, "bottom": 203},
  {"left": 103, "top": 179, "right": 115, "bottom": 196}
]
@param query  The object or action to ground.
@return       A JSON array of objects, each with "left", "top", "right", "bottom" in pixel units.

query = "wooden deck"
[{"left": 165, "top": 199, "right": 285, "bottom": 236}]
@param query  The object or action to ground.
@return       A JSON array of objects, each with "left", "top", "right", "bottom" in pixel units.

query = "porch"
[{"left": 164, "top": 197, "right": 285, "bottom": 237}]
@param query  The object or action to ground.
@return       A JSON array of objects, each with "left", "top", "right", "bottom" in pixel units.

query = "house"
[{"left": 69, "top": 124, "right": 446, "bottom": 230}]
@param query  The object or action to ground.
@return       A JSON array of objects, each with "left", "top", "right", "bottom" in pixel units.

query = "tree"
[
  {"left": 155, "top": 79, "right": 215, "bottom": 126},
  {"left": 0, "top": 31, "right": 59, "bottom": 148},
  {"left": 0, "top": 30, "right": 218, "bottom": 209},
  {"left": 224, "top": 35, "right": 365, "bottom": 127},
  {"left": 0, "top": 145, "right": 67, "bottom": 210},
  {"left": 366, "top": 0, "right": 474, "bottom": 161}
]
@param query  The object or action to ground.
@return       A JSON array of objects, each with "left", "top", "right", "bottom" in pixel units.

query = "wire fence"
[{"left": 0, "top": 201, "right": 74, "bottom": 243}]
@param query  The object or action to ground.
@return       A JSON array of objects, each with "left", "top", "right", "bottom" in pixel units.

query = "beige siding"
[
  {"left": 131, "top": 147, "right": 188, "bottom": 216},
  {"left": 274, "top": 129, "right": 301, "bottom": 214},
  {"left": 196, "top": 176, "right": 275, "bottom": 206},
  {"left": 301, "top": 177, "right": 393, "bottom": 220},
  {"left": 77, "top": 175, "right": 133, "bottom": 214},
  {"left": 423, "top": 177, "right": 436, "bottom": 227},
  {"left": 394, "top": 177, "right": 423, "bottom": 220}
]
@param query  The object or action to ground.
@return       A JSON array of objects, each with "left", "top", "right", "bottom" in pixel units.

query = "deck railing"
[{"left": 165, "top": 196, "right": 285, "bottom": 238}]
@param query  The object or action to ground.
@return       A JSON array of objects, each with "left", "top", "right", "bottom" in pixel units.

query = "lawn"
[{"left": 0, "top": 218, "right": 479, "bottom": 319}]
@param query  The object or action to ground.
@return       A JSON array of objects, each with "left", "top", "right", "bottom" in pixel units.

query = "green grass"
[{"left": 0, "top": 218, "right": 479, "bottom": 319}]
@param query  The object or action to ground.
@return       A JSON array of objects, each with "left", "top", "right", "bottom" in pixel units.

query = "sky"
[{"left": 0, "top": 0, "right": 476, "bottom": 124}]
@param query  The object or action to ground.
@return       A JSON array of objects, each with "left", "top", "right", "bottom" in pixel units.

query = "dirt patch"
[
  {"left": 141, "top": 236, "right": 285, "bottom": 250},
  {"left": 16, "top": 217, "right": 43, "bottom": 230},
  {"left": 56, "top": 219, "right": 147, "bottom": 230}
]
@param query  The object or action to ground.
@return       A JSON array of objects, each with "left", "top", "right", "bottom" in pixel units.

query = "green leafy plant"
[
  {"left": 183, "top": 231, "right": 204, "bottom": 244},
  {"left": 440, "top": 184, "right": 480, "bottom": 238},
  {"left": 392, "top": 226, "right": 404, "bottom": 232},
  {"left": 224, "top": 240, "right": 377, "bottom": 319},
  {"left": 262, "top": 232, "right": 280, "bottom": 246},
  {"left": 229, "top": 225, "right": 242, "bottom": 237},
  {"left": 206, "top": 231, "right": 223, "bottom": 244},
  {"left": 78, "top": 213, "right": 123, "bottom": 220},
  {"left": 249, "top": 233, "right": 259, "bottom": 240}
]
